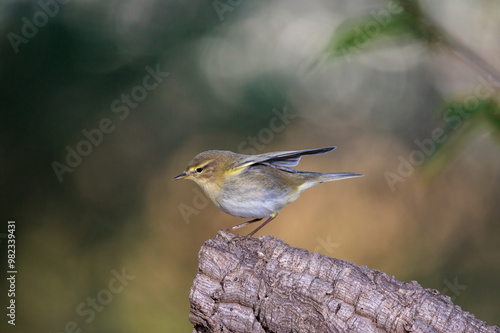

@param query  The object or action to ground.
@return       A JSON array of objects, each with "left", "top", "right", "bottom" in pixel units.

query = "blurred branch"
[
  {"left": 317, "top": 0, "right": 500, "bottom": 178},
  {"left": 398, "top": 0, "right": 500, "bottom": 83},
  {"left": 322, "top": 0, "right": 500, "bottom": 83},
  {"left": 189, "top": 230, "right": 500, "bottom": 333}
]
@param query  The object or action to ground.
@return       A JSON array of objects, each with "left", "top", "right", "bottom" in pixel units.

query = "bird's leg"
[
  {"left": 242, "top": 213, "right": 278, "bottom": 238},
  {"left": 228, "top": 218, "right": 262, "bottom": 231}
]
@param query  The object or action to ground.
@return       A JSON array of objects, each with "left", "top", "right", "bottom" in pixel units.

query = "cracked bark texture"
[{"left": 189, "top": 230, "right": 499, "bottom": 333}]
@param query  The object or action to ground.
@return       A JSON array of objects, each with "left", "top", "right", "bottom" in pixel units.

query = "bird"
[{"left": 174, "top": 146, "right": 362, "bottom": 238}]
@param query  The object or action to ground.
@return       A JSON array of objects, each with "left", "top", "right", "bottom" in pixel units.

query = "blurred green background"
[{"left": 1, "top": 0, "right": 499, "bottom": 331}]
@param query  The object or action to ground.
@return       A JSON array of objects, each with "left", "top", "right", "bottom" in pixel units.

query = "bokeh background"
[{"left": 1, "top": 0, "right": 499, "bottom": 331}]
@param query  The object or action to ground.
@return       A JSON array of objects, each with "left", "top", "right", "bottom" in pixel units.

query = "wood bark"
[{"left": 189, "top": 230, "right": 499, "bottom": 333}]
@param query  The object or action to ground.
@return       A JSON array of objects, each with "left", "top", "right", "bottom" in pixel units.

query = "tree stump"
[{"left": 189, "top": 230, "right": 499, "bottom": 333}]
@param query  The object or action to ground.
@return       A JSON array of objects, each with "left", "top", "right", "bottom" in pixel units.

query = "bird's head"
[{"left": 173, "top": 150, "right": 238, "bottom": 186}]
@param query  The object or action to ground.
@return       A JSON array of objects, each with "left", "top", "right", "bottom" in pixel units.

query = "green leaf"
[
  {"left": 483, "top": 100, "right": 500, "bottom": 133},
  {"left": 420, "top": 98, "right": 500, "bottom": 178},
  {"left": 321, "top": 11, "right": 420, "bottom": 61}
]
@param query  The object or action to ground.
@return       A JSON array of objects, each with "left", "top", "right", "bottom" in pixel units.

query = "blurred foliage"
[
  {"left": 320, "top": 0, "right": 437, "bottom": 61},
  {"left": 0, "top": 0, "right": 499, "bottom": 332},
  {"left": 422, "top": 98, "right": 500, "bottom": 178},
  {"left": 323, "top": 12, "right": 419, "bottom": 59},
  {"left": 321, "top": 0, "right": 500, "bottom": 178}
]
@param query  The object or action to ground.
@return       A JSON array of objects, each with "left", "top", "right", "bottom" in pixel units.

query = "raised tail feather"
[
  {"left": 317, "top": 172, "right": 363, "bottom": 182},
  {"left": 297, "top": 172, "right": 363, "bottom": 192}
]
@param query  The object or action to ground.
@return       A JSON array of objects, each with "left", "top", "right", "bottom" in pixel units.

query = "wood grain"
[{"left": 189, "top": 230, "right": 499, "bottom": 333}]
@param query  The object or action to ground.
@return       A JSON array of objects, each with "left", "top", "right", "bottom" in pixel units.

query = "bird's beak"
[{"left": 173, "top": 172, "right": 189, "bottom": 180}]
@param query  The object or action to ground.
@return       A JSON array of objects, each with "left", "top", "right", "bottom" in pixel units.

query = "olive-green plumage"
[{"left": 174, "top": 146, "right": 362, "bottom": 237}]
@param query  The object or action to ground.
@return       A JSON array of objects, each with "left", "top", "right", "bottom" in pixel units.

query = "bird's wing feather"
[{"left": 232, "top": 146, "right": 336, "bottom": 170}]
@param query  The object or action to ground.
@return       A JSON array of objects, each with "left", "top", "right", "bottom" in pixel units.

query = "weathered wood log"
[{"left": 189, "top": 230, "right": 499, "bottom": 333}]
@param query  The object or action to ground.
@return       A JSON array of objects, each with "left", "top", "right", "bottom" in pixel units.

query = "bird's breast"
[{"left": 210, "top": 167, "right": 300, "bottom": 219}]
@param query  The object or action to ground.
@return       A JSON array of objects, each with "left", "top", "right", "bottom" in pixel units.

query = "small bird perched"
[{"left": 174, "top": 146, "right": 362, "bottom": 238}]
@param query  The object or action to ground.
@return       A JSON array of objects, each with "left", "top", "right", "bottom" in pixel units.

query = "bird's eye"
[{"left": 196, "top": 167, "right": 204, "bottom": 173}]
